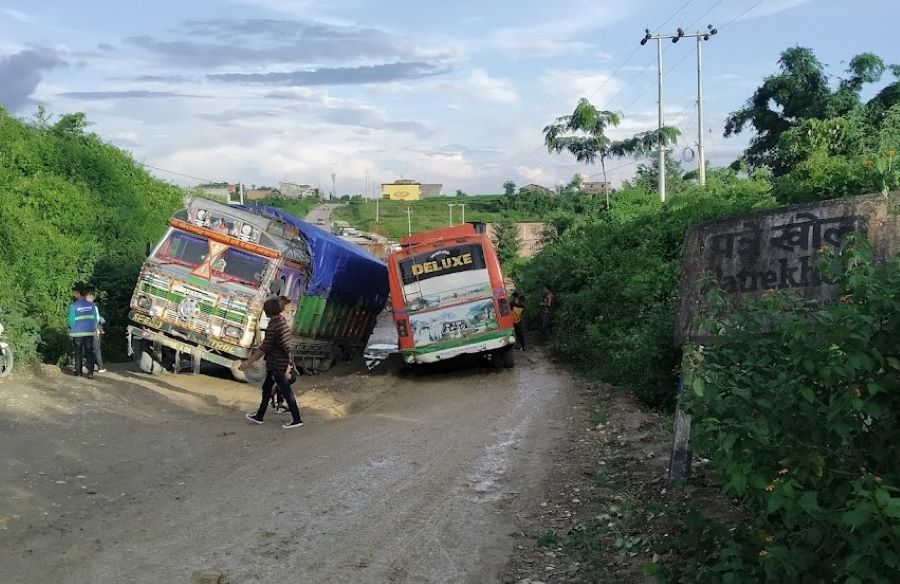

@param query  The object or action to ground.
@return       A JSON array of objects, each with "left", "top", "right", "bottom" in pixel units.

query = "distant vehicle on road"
[
  {"left": 127, "top": 198, "right": 388, "bottom": 380},
  {"left": 387, "top": 224, "right": 516, "bottom": 368},
  {"left": 316, "top": 218, "right": 326, "bottom": 225}
]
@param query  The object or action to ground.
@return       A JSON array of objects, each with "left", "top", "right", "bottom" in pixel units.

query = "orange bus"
[{"left": 387, "top": 224, "right": 516, "bottom": 368}]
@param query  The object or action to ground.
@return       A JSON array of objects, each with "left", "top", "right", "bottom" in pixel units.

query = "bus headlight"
[
  {"left": 137, "top": 295, "right": 152, "bottom": 310},
  {"left": 224, "top": 325, "right": 242, "bottom": 339}
]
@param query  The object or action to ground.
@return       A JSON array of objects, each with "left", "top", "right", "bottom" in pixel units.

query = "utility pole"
[
  {"left": 642, "top": 25, "right": 717, "bottom": 194},
  {"left": 459, "top": 203, "right": 466, "bottom": 224},
  {"left": 641, "top": 29, "right": 669, "bottom": 202},
  {"left": 376, "top": 193, "right": 380, "bottom": 223},
  {"left": 693, "top": 25, "right": 717, "bottom": 186},
  {"left": 330, "top": 172, "right": 336, "bottom": 201},
  {"left": 365, "top": 169, "right": 369, "bottom": 201},
  {"left": 406, "top": 207, "right": 412, "bottom": 236}
]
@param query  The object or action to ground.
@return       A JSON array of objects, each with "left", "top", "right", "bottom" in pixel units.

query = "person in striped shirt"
[{"left": 241, "top": 296, "right": 303, "bottom": 429}]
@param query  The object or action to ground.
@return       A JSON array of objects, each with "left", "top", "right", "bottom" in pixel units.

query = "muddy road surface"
[{"left": 0, "top": 349, "right": 574, "bottom": 583}]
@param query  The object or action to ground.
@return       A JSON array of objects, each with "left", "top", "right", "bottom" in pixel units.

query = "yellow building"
[{"left": 382, "top": 179, "right": 421, "bottom": 201}]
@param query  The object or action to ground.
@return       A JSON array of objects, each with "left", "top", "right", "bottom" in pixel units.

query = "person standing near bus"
[
  {"left": 241, "top": 296, "right": 303, "bottom": 429},
  {"left": 539, "top": 285, "right": 555, "bottom": 342},
  {"left": 511, "top": 292, "right": 526, "bottom": 351},
  {"left": 68, "top": 288, "right": 99, "bottom": 379}
]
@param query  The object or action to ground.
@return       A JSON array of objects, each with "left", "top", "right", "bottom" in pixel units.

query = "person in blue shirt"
[{"left": 68, "top": 285, "right": 100, "bottom": 379}]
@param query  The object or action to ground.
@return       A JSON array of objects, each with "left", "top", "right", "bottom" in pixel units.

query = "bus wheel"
[
  {"left": 132, "top": 338, "right": 163, "bottom": 375},
  {"left": 502, "top": 347, "right": 516, "bottom": 369}
]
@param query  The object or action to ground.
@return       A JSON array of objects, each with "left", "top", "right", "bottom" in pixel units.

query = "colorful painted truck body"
[
  {"left": 387, "top": 224, "right": 517, "bottom": 367},
  {"left": 127, "top": 198, "right": 388, "bottom": 380}
]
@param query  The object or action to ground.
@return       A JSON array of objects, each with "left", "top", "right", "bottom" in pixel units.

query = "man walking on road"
[
  {"left": 68, "top": 286, "right": 99, "bottom": 379},
  {"left": 539, "top": 285, "right": 555, "bottom": 342},
  {"left": 241, "top": 296, "right": 303, "bottom": 429}
]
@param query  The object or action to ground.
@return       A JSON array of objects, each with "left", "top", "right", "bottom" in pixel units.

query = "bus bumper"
[{"left": 403, "top": 333, "right": 516, "bottom": 365}]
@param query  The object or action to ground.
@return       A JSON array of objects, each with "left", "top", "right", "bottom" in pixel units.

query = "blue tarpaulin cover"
[{"left": 236, "top": 205, "right": 389, "bottom": 310}]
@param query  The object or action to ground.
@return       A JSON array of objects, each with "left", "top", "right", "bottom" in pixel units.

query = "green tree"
[
  {"left": 492, "top": 219, "right": 521, "bottom": 265},
  {"left": 503, "top": 180, "right": 516, "bottom": 196},
  {"left": 725, "top": 47, "right": 893, "bottom": 174},
  {"left": 628, "top": 151, "right": 686, "bottom": 195},
  {"left": 544, "top": 98, "right": 680, "bottom": 209}
]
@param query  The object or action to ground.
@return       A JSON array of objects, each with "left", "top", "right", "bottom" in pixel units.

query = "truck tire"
[{"left": 132, "top": 338, "right": 163, "bottom": 375}]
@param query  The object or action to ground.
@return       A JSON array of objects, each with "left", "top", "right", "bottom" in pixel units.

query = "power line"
[
  {"left": 721, "top": 0, "right": 767, "bottom": 28},
  {"left": 655, "top": 0, "right": 698, "bottom": 30},
  {"left": 137, "top": 162, "right": 222, "bottom": 185},
  {"left": 588, "top": 0, "right": 702, "bottom": 104}
]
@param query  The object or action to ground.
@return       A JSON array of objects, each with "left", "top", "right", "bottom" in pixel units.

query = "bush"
[
  {"left": 517, "top": 171, "right": 774, "bottom": 408},
  {"left": 0, "top": 108, "right": 182, "bottom": 363},
  {"left": 681, "top": 241, "right": 900, "bottom": 582}
]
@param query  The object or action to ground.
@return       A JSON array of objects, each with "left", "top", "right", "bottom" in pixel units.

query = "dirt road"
[{"left": 0, "top": 348, "right": 573, "bottom": 583}]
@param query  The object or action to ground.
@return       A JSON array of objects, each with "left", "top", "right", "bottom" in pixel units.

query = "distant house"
[
  {"left": 420, "top": 183, "right": 443, "bottom": 198},
  {"left": 518, "top": 184, "right": 553, "bottom": 196},
  {"left": 471, "top": 221, "right": 549, "bottom": 258},
  {"left": 245, "top": 188, "right": 276, "bottom": 201},
  {"left": 382, "top": 179, "right": 422, "bottom": 201},
  {"left": 581, "top": 181, "right": 611, "bottom": 196},
  {"left": 278, "top": 181, "right": 319, "bottom": 198}
]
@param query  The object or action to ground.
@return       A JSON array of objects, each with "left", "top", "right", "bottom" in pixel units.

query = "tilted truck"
[{"left": 127, "top": 198, "right": 389, "bottom": 381}]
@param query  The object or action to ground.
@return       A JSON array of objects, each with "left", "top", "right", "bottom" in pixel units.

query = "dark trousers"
[
  {"left": 540, "top": 312, "right": 552, "bottom": 341},
  {"left": 256, "top": 369, "right": 301, "bottom": 423},
  {"left": 74, "top": 336, "right": 95, "bottom": 376},
  {"left": 514, "top": 323, "right": 526, "bottom": 350}
]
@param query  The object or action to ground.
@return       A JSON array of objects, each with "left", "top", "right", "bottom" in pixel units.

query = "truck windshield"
[{"left": 155, "top": 230, "right": 268, "bottom": 288}]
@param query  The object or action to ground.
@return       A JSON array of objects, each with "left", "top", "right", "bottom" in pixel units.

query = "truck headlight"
[
  {"left": 137, "top": 295, "right": 152, "bottom": 310},
  {"left": 224, "top": 326, "right": 242, "bottom": 339}
]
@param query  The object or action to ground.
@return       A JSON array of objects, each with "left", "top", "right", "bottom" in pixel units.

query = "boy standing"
[
  {"left": 84, "top": 290, "right": 107, "bottom": 374},
  {"left": 240, "top": 297, "right": 303, "bottom": 429},
  {"left": 68, "top": 287, "right": 99, "bottom": 379}
]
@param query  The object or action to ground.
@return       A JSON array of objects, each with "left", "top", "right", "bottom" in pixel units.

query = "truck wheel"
[
  {"left": 0, "top": 346, "right": 13, "bottom": 378},
  {"left": 132, "top": 338, "right": 163, "bottom": 375},
  {"left": 502, "top": 347, "right": 516, "bottom": 369}
]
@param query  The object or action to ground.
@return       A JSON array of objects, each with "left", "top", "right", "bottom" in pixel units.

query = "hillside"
[{"left": 0, "top": 109, "right": 183, "bottom": 362}]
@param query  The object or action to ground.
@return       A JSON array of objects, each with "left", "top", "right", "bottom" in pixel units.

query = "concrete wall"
[{"left": 676, "top": 191, "right": 900, "bottom": 345}]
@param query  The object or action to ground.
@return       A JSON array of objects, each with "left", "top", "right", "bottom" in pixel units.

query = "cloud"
[
  {"left": 320, "top": 104, "right": 432, "bottom": 138},
  {"left": 1, "top": 8, "right": 37, "bottom": 25},
  {"left": 58, "top": 90, "right": 208, "bottom": 100},
  {"left": 516, "top": 165, "right": 559, "bottom": 186},
  {"left": 209, "top": 62, "right": 448, "bottom": 86},
  {"left": 0, "top": 47, "right": 67, "bottom": 111},
  {"left": 540, "top": 69, "right": 626, "bottom": 109},
  {"left": 728, "top": 0, "right": 812, "bottom": 22},
  {"left": 127, "top": 18, "right": 456, "bottom": 69},
  {"left": 459, "top": 70, "right": 518, "bottom": 103},
  {"left": 133, "top": 74, "right": 189, "bottom": 83},
  {"left": 97, "top": 43, "right": 116, "bottom": 52}
]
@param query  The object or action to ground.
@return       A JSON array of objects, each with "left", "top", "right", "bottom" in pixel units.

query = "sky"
[{"left": 0, "top": 0, "right": 897, "bottom": 194}]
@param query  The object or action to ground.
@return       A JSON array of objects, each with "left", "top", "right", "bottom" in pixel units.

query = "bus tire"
[{"left": 502, "top": 347, "right": 516, "bottom": 369}]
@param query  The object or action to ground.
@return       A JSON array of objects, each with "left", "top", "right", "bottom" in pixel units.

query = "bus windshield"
[
  {"left": 155, "top": 229, "right": 268, "bottom": 288},
  {"left": 398, "top": 243, "right": 492, "bottom": 312}
]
